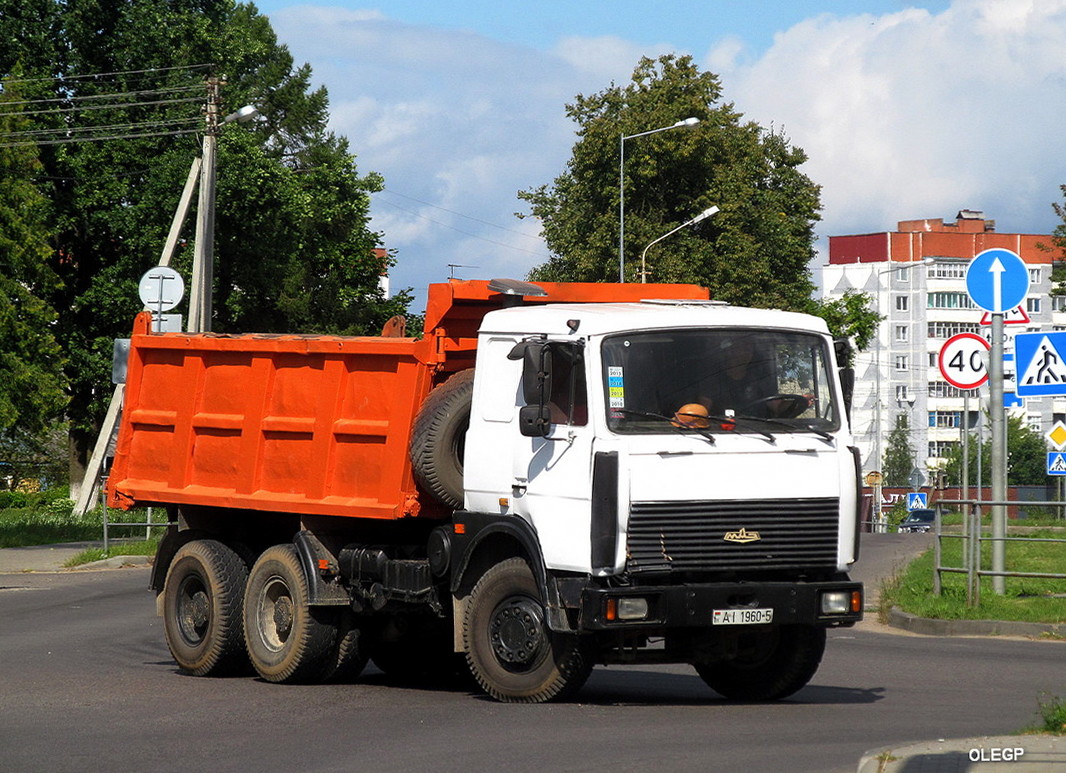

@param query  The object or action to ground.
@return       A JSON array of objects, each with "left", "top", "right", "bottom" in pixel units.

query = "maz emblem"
[{"left": 723, "top": 528, "right": 761, "bottom": 544}]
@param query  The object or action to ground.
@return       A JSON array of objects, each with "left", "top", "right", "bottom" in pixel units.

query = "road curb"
[
  {"left": 888, "top": 606, "right": 1066, "bottom": 638},
  {"left": 69, "top": 555, "right": 152, "bottom": 571}
]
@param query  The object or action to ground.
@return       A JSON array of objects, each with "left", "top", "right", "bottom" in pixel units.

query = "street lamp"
[
  {"left": 619, "top": 117, "right": 700, "bottom": 282},
  {"left": 638, "top": 205, "right": 719, "bottom": 283}
]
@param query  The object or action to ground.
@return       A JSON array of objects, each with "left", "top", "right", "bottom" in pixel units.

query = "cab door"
[{"left": 510, "top": 341, "right": 596, "bottom": 573}]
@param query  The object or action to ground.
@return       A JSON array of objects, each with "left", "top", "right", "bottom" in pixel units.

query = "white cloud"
[{"left": 720, "top": 0, "right": 1066, "bottom": 243}]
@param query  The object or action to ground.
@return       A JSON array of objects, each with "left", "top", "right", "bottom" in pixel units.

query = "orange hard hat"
[{"left": 673, "top": 403, "right": 710, "bottom": 429}]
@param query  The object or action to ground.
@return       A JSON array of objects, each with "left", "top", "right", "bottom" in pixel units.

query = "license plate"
[{"left": 712, "top": 608, "right": 774, "bottom": 625}]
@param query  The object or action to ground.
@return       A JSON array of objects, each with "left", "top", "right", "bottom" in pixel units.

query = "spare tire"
[{"left": 410, "top": 369, "right": 475, "bottom": 509}]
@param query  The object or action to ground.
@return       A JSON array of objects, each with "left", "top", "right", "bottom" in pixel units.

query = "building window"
[
  {"left": 1029, "top": 268, "right": 1042, "bottom": 283},
  {"left": 928, "top": 411, "right": 961, "bottom": 428},
  {"left": 928, "top": 292, "right": 977, "bottom": 310},
  {"left": 928, "top": 440, "right": 958, "bottom": 459},
  {"left": 895, "top": 295, "right": 909, "bottom": 312},
  {"left": 895, "top": 325, "right": 909, "bottom": 342},
  {"left": 895, "top": 385, "right": 909, "bottom": 402},
  {"left": 928, "top": 381, "right": 965, "bottom": 398},
  {"left": 928, "top": 321, "right": 981, "bottom": 339},
  {"left": 895, "top": 355, "right": 909, "bottom": 372},
  {"left": 896, "top": 266, "right": 910, "bottom": 283},
  {"left": 929, "top": 352, "right": 938, "bottom": 367},
  {"left": 929, "top": 261, "right": 967, "bottom": 279},
  {"left": 1027, "top": 297, "right": 1042, "bottom": 313},
  {"left": 1053, "top": 295, "right": 1066, "bottom": 313}
]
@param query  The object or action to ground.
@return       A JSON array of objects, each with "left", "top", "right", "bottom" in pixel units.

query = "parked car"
[{"left": 898, "top": 508, "right": 936, "bottom": 533}]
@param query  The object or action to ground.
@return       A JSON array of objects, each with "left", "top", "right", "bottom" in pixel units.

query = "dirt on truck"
[{"left": 107, "top": 277, "right": 862, "bottom": 702}]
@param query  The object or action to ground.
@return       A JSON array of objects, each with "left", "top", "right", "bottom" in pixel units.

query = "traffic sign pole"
[
  {"left": 965, "top": 249, "right": 1026, "bottom": 598},
  {"left": 990, "top": 313, "right": 1007, "bottom": 595}
]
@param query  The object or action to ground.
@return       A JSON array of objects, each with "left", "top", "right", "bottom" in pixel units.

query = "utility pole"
[{"left": 188, "top": 76, "right": 221, "bottom": 332}]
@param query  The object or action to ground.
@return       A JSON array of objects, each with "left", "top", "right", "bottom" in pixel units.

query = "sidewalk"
[
  {"left": 0, "top": 541, "right": 151, "bottom": 573},
  {"left": 857, "top": 735, "right": 1065, "bottom": 772}
]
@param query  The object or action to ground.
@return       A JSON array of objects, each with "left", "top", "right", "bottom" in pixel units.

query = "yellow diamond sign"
[{"left": 1048, "top": 422, "right": 1066, "bottom": 450}]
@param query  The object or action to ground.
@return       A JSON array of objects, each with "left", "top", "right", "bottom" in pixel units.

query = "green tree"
[
  {"left": 520, "top": 54, "right": 820, "bottom": 310},
  {"left": 0, "top": 75, "right": 67, "bottom": 452},
  {"left": 0, "top": 0, "right": 410, "bottom": 482},
  {"left": 883, "top": 412, "right": 914, "bottom": 487},
  {"left": 943, "top": 414, "right": 1048, "bottom": 487}
]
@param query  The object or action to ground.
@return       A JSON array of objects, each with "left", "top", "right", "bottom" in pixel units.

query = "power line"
[
  {"left": 380, "top": 187, "right": 541, "bottom": 240},
  {"left": 0, "top": 127, "right": 201, "bottom": 148},
  {"left": 0, "top": 63, "right": 213, "bottom": 87},
  {"left": 373, "top": 195, "right": 551, "bottom": 260}
]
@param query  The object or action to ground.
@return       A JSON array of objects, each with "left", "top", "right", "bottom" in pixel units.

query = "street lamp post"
[
  {"left": 619, "top": 117, "right": 699, "bottom": 282},
  {"left": 638, "top": 205, "right": 719, "bottom": 283}
]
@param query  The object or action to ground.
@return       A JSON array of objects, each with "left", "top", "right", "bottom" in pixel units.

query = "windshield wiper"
[
  {"left": 704, "top": 414, "right": 776, "bottom": 443},
  {"left": 734, "top": 414, "right": 835, "bottom": 443},
  {"left": 614, "top": 408, "right": 715, "bottom": 445}
]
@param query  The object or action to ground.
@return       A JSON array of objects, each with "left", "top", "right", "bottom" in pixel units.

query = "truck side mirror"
[
  {"left": 508, "top": 340, "right": 553, "bottom": 437},
  {"left": 518, "top": 404, "right": 552, "bottom": 437},
  {"left": 833, "top": 337, "right": 854, "bottom": 422},
  {"left": 520, "top": 343, "right": 552, "bottom": 406}
]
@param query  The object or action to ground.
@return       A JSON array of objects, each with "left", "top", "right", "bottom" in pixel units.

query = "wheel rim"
[
  {"left": 176, "top": 574, "right": 210, "bottom": 646},
  {"left": 256, "top": 575, "right": 294, "bottom": 653},
  {"left": 489, "top": 596, "right": 547, "bottom": 672}
]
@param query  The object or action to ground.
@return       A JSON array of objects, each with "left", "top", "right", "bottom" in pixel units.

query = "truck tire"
[
  {"left": 694, "top": 624, "right": 826, "bottom": 701},
  {"left": 321, "top": 609, "right": 369, "bottom": 683},
  {"left": 410, "top": 368, "right": 474, "bottom": 509},
  {"left": 243, "top": 544, "right": 337, "bottom": 684},
  {"left": 463, "top": 558, "right": 592, "bottom": 703},
  {"left": 162, "top": 539, "right": 249, "bottom": 677}
]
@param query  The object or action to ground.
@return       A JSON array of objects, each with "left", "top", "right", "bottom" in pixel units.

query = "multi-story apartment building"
[{"left": 821, "top": 210, "right": 1064, "bottom": 479}]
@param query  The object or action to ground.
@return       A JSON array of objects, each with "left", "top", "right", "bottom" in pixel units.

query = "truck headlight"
[
  {"left": 605, "top": 596, "right": 650, "bottom": 621},
  {"left": 820, "top": 590, "right": 861, "bottom": 615}
]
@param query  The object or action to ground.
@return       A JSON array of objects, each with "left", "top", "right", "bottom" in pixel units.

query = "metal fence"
[
  {"left": 932, "top": 498, "right": 1066, "bottom": 607},
  {"left": 97, "top": 476, "right": 173, "bottom": 553}
]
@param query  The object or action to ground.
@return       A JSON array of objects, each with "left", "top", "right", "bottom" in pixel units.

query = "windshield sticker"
[{"left": 608, "top": 366, "right": 625, "bottom": 407}]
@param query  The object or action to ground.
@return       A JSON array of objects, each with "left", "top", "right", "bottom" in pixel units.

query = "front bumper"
[{"left": 578, "top": 579, "right": 863, "bottom": 631}]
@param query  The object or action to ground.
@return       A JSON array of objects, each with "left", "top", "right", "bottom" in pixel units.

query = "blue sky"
[{"left": 249, "top": 1, "right": 1066, "bottom": 310}]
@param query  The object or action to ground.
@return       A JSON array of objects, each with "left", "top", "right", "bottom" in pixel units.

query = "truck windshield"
[{"left": 602, "top": 328, "right": 840, "bottom": 435}]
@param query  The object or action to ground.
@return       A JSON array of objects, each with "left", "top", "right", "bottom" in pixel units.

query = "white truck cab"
[{"left": 455, "top": 299, "right": 862, "bottom": 702}]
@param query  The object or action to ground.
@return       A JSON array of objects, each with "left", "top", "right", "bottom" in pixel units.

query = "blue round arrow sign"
[{"left": 965, "top": 248, "right": 1029, "bottom": 314}]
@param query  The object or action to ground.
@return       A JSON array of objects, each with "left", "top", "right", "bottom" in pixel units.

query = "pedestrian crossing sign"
[
  {"left": 1048, "top": 452, "right": 1066, "bottom": 476},
  {"left": 1015, "top": 332, "right": 1066, "bottom": 396},
  {"left": 906, "top": 492, "right": 927, "bottom": 510}
]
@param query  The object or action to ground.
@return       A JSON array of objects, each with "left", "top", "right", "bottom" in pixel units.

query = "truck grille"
[{"left": 626, "top": 498, "right": 839, "bottom": 574}]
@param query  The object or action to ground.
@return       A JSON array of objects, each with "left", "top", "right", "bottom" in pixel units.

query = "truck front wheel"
[
  {"left": 463, "top": 558, "right": 591, "bottom": 703},
  {"left": 162, "top": 539, "right": 249, "bottom": 677},
  {"left": 243, "top": 544, "right": 337, "bottom": 684},
  {"left": 694, "top": 624, "right": 826, "bottom": 701}
]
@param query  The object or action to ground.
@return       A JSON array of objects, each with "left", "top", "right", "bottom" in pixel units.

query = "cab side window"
[{"left": 549, "top": 346, "right": 587, "bottom": 426}]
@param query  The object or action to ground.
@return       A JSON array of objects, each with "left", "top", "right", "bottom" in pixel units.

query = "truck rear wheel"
[
  {"left": 162, "top": 539, "right": 249, "bottom": 677},
  {"left": 243, "top": 544, "right": 337, "bottom": 684},
  {"left": 694, "top": 624, "right": 826, "bottom": 701},
  {"left": 410, "top": 369, "right": 474, "bottom": 509},
  {"left": 463, "top": 558, "right": 591, "bottom": 703}
]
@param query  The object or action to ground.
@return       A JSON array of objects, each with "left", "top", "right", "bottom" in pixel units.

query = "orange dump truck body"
[{"left": 106, "top": 279, "right": 708, "bottom": 521}]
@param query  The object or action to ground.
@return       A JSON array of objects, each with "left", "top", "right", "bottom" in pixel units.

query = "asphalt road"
[{"left": 0, "top": 536, "right": 1061, "bottom": 773}]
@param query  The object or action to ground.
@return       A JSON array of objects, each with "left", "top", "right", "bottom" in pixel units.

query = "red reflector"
[
  {"left": 851, "top": 591, "right": 862, "bottom": 613},
  {"left": 454, "top": 523, "right": 466, "bottom": 535},
  {"left": 605, "top": 598, "right": 617, "bottom": 621}
]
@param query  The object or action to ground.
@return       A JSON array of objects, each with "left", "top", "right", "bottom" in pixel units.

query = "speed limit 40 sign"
[{"left": 938, "top": 333, "right": 990, "bottom": 390}]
